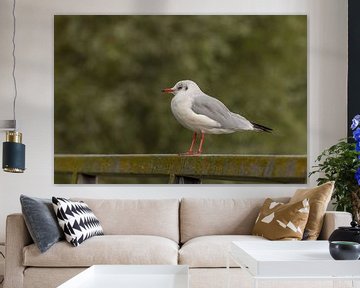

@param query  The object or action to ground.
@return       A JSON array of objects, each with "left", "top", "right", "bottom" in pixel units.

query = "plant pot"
[{"left": 329, "top": 221, "right": 360, "bottom": 244}]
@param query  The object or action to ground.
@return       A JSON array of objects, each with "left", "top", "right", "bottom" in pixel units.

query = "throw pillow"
[
  {"left": 289, "top": 181, "right": 334, "bottom": 240},
  {"left": 252, "top": 198, "right": 310, "bottom": 240},
  {"left": 20, "top": 195, "right": 64, "bottom": 253},
  {"left": 52, "top": 197, "right": 104, "bottom": 247}
]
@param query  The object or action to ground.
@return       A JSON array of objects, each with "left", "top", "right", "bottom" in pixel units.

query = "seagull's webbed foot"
[
  {"left": 179, "top": 150, "right": 203, "bottom": 156},
  {"left": 179, "top": 151, "right": 196, "bottom": 156}
]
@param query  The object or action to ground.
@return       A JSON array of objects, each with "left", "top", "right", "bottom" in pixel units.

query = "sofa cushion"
[
  {"left": 252, "top": 198, "right": 310, "bottom": 240},
  {"left": 24, "top": 268, "right": 86, "bottom": 288},
  {"left": 180, "top": 198, "right": 289, "bottom": 243},
  {"left": 52, "top": 197, "right": 104, "bottom": 247},
  {"left": 72, "top": 198, "right": 179, "bottom": 243},
  {"left": 20, "top": 195, "right": 64, "bottom": 253},
  {"left": 290, "top": 181, "right": 334, "bottom": 240},
  {"left": 179, "top": 235, "right": 267, "bottom": 268},
  {"left": 23, "top": 235, "right": 178, "bottom": 267}
]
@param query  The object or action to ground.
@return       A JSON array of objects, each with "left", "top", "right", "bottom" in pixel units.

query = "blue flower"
[
  {"left": 350, "top": 116, "right": 360, "bottom": 186},
  {"left": 353, "top": 128, "right": 360, "bottom": 142},
  {"left": 352, "top": 115, "right": 360, "bottom": 130},
  {"left": 356, "top": 168, "right": 360, "bottom": 186}
]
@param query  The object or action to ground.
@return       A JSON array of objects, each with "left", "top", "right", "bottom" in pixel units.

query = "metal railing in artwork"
[{"left": 54, "top": 154, "right": 307, "bottom": 184}]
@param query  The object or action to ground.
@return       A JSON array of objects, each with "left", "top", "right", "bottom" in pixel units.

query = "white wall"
[{"left": 0, "top": 0, "right": 348, "bottom": 242}]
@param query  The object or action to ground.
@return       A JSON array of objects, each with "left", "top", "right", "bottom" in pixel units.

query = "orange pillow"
[
  {"left": 252, "top": 198, "right": 310, "bottom": 240},
  {"left": 289, "top": 181, "right": 334, "bottom": 240}
]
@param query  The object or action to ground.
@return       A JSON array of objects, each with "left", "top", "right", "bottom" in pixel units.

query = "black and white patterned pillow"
[{"left": 52, "top": 197, "right": 104, "bottom": 247}]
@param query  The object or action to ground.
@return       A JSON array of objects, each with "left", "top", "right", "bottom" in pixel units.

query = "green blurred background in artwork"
[{"left": 54, "top": 15, "right": 307, "bottom": 183}]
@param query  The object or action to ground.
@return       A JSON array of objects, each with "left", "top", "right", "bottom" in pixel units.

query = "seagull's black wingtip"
[{"left": 251, "top": 122, "right": 273, "bottom": 133}]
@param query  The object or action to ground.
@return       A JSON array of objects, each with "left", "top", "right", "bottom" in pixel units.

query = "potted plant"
[{"left": 310, "top": 115, "right": 360, "bottom": 222}]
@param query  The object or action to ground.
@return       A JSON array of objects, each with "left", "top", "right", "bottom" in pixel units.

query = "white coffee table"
[
  {"left": 228, "top": 241, "right": 360, "bottom": 288},
  {"left": 58, "top": 265, "right": 189, "bottom": 288}
]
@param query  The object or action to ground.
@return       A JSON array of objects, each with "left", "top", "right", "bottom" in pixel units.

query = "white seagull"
[{"left": 162, "top": 80, "right": 272, "bottom": 155}]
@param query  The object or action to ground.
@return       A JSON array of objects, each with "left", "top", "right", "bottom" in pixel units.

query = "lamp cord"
[{"left": 12, "top": 0, "right": 17, "bottom": 129}]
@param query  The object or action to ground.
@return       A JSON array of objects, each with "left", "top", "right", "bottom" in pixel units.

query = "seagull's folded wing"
[{"left": 191, "top": 94, "right": 253, "bottom": 130}]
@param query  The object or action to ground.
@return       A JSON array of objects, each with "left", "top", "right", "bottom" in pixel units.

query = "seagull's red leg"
[
  {"left": 188, "top": 132, "right": 197, "bottom": 154},
  {"left": 197, "top": 132, "right": 205, "bottom": 154},
  {"left": 181, "top": 132, "right": 197, "bottom": 155}
]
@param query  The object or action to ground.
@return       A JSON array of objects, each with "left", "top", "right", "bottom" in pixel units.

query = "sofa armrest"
[
  {"left": 4, "top": 213, "right": 32, "bottom": 288},
  {"left": 318, "top": 211, "right": 352, "bottom": 240}
]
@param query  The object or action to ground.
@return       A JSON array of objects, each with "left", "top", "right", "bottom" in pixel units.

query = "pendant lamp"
[{"left": 1, "top": 0, "right": 26, "bottom": 173}]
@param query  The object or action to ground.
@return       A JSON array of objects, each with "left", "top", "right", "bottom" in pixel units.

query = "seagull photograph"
[
  {"left": 54, "top": 15, "right": 307, "bottom": 184},
  {"left": 163, "top": 80, "right": 272, "bottom": 155}
]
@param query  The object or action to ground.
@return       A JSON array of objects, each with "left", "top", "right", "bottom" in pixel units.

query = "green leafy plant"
[{"left": 310, "top": 115, "right": 360, "bottom": 222}]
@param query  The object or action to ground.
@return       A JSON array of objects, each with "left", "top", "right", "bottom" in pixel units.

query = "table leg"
[{"left": 252, "top": 278, "right": 258, "bottom": 288}]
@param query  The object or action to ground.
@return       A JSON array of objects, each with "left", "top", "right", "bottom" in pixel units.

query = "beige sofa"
[{"left": 4, "top": 198, "right": 352, "bottom": 288}]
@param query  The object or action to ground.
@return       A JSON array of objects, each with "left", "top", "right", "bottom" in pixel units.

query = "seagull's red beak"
[{"left": 162, "top": 88, "right": 174, "bottom": 93}]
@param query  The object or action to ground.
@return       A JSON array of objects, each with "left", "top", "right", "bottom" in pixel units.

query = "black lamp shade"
[{"left": 3, "top": 141, "right": 25, "bottom": 173}]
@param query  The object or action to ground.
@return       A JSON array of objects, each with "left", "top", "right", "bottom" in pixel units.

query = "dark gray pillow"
[{"left": 20, "top": 195, "right": 64, "bottom": 253}]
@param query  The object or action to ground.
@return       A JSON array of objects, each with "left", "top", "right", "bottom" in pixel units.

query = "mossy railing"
[{"left": 54, "top": 154, "right": 307, "bottom": 184}]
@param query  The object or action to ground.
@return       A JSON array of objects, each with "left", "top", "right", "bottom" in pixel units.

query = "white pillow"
[{"left": 52, "top": 197, "right": 103, "bottom": 247}]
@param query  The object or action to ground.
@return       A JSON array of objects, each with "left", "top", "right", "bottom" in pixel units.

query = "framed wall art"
[{"left": 54, "top": 15, "right": 307, "bottom": 184}]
